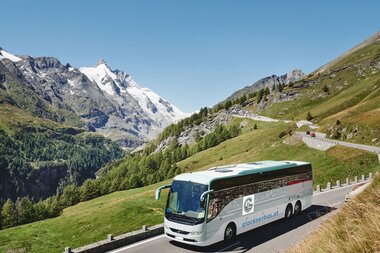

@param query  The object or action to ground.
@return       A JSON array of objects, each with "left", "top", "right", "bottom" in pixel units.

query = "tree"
[
  {"left": 0, "top": 207, "right": 3, "bottom": 229},
  {"left": 257, "top": 89, "right": 264, "bottom": 104},
  {"left": 253, "top": 124, "right": 258, "bottom": 130},
  {"left": 306, "top": 112, "right": 314, "bottom": 121},
  {"left": 323, "top": 85, "right": 329, "bottom": 93},
  {"left": 16, "top": 197, "right": 34, "bottom": 224},
  {"left": 264, "top": 87, "right": 270, "bottom": 95},
  {"left": 336, "top": 119, "right": 341, "bottom": 126},
  {"left": 1, "top": 199, "right": 18, "bottom": 228},
  {"left": 277, "top": 83, "right": 283, "bottom": 92},
  {"left": 80, "top": 179, "right": 101, "bottom": 201},
  {"left": 224, "top": 100, "right": 233, "bottom": 110},
  {"left": 60, "top": 184, "right": 80, "bottom": 207},
  {"left": 272, "top": 84, "right": 276, "bottom": 91}
]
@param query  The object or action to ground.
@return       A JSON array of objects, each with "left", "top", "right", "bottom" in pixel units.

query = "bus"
[{"left": 155, "top": 160, "right": 313, "bottom": 246}]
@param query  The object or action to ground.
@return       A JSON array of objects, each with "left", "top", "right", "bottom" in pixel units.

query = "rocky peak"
[
  {"left": 285, "top": 69, "right": 305, "bottom": 84},
  {"left": 95, "top": 58, "right": 108, "bottom": 68}
]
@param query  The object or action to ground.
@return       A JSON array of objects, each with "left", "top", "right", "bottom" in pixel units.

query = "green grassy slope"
[
  {"left": 258, "top": 39, "right": 380, "bottom": 145},
  {"left": 1, "top": 118, "right": 378, "bottom": 253}
]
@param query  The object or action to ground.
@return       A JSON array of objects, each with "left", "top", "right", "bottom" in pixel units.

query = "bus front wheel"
[
  {"left": 224, "top": 223, "right": 236, "bottom": 241},
  {"left": 285, "top": 204, "right": 293, "bottom": 218}
]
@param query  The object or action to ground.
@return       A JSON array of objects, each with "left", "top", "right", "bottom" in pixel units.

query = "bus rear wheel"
[
  {"left": 285, "top": 204, "right": 293, "bottom": 218},
  {"left": 294, "top": 201, "right": 302, "bottom": 215},
  {"left": 224, "top": 223, "right": 236, "bottom": 241}
]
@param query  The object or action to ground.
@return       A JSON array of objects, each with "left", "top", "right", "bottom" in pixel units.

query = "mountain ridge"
[{"left": 0, "top": 47, "right": 189, "bottom": 148}]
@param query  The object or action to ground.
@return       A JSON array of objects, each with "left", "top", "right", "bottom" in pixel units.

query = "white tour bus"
[{"left": 155, "top": 160, "right": 313, "bottom": 246}]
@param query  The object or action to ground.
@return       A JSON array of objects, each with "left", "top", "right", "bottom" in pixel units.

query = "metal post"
[
  {"left": 346, "top": 178, "right": 349, "bottom": 185},
  {"left": 369, "top": 172, "right": 373, "bottom": 179},
  {"left": 326, "top": 182, "right": 331, "bottom": 190},
  {"left": 316, "top": 185, "right": 321, "bottom": 192},
  {"left": 107, "top": 234, "right": 114, "bottom": 241},
  {"left": 336, "top": 180, "right": 341, "bottom": 187},
  {"left": 142, "top": 225, "right": 147, "bottom": 231},
  {"left": 354, "top": 176, "right": 358, "bottom": 183},
  {"left": 362, "top": 174, "right": 365, "bottom": 181},
  {"left": 64, "top": 247, "right": 71, "bottom": 253}
]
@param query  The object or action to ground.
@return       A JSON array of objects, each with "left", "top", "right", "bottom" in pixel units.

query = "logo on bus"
[{"left": 242, "top": 194, "right": 255, "bottom": 215}]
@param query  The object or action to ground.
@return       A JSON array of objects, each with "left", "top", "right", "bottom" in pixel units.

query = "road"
[
  {"left": 295, "top": 131, "right": 380, "bottom": 155},
  {"left": 108, "top": 183, "right": 363, "bottom": 253}
]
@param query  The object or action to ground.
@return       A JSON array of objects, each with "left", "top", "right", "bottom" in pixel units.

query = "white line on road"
[
  {"left": 108, "top": 234, "right": 166, "bottom": 253},
  {"left": 217, "top": 241, "right": 241, "bottom": 252}
]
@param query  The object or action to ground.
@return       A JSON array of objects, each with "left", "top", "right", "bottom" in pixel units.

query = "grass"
[
  {"left": 288, "top": 173, "right": 380, "bottom": 253},
  {"left": 0, "top": 182, "right": 170, "bottom": 253},
  {"left": 257, "top": 40, "right": 380, "bottom": 145},
  {"left": 1, "top": 118, "right": 378, "bottom": 253}
]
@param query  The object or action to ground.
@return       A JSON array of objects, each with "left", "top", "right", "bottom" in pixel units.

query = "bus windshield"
[{"left": 165, "top": 180, "right": 208, "bottom": 223}]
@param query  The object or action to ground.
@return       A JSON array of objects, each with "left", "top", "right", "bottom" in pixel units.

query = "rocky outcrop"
[{"left": 224, "top": 69, "right": 305, "bottom": 102}]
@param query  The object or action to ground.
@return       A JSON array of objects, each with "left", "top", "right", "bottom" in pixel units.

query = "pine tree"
[
  {"left": 254, "top": 123, "right": 258, "bottom": 129},
  {"left": 1, "top": 199, "right": 18, "bottom": 228},
  {"left": 16, "top": 197, "right": 34, "bottom": 224},
  {"left": 277, "top": 83, "right": 283, "bottom": 92},
  {"left": 306, "top": 111, "right": 314, "bottom": 121},
  {"left": 257, "top": 89, "right": 264, "bottom": 104}
]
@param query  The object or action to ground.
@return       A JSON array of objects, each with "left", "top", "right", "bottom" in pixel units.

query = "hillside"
[
  {"left": 289, "top": 173, "right": 380, "bottom": 253},
  {"left": 0, "top": 59, "right": 124, "bottom": 202},
  {"left": 0, "top": 118, "right": 379, "bottom": 253},
  {"left": 240, "top": 31, "right": 380, "bottom": 146}
]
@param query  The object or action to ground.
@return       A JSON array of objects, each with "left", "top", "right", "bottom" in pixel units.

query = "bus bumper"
[{"left": 164, "top": 218, "right": 214, "bottom": 246}]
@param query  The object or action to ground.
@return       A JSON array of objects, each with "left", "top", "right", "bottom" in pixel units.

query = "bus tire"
[
  {"left": 224, "top": 222, "right": 236, "bottom": 241},
  {"left": 294, "top": 201, "right": 302, "bottom": 215},
  {"left": 285, "top": 203, "right": 293, "bottom": 218}
]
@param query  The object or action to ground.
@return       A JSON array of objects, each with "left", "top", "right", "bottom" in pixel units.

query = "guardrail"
[
  {"left": 314, "top": 172, "right": 376, "bottom": 193},
  {"left": 64, "top": 224, "right": 163, "bottom": 253}
]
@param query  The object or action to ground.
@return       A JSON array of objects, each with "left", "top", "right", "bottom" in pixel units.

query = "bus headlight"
[{"left": 190, "top": 231, "right": 202, "bottom": 236}]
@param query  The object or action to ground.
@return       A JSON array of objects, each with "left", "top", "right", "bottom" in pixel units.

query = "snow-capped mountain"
[
  {"left": 0, "top": 47, "right": 22, "bottom": 62},
  {"left": 0, "top": 47, "right": 189, "bottom": 148},
  {"left": 80, "top": 60, "right": 188, "bottom": 130}
]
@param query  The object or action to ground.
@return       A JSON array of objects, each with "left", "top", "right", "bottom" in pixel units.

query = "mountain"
[
  {"left": 0, "top": 47, "right": 188, "bottom": 202},
  {"left": 0, "top": 48, "right": 188, "bottom": 148},
  {"left": 80, "top": 59, "right": 189, "bottom": 142},
  {"left": 223, "top": 69, "right": 305, "bottom": 102}
]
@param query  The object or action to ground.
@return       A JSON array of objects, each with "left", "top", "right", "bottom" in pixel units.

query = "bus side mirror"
[
  {"left": 155, "top": 184, "right": 171, "bottom": 200},
  {"left": 199, "top": 189, "right": 214, "bottom": 208},
  {"left": 200, "top": 199, "right": 205, "bottom": 208}
]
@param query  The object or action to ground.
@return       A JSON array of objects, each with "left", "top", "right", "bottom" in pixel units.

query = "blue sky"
[{"left": 1, "top": 0, "right": 379, "bottom": 112}]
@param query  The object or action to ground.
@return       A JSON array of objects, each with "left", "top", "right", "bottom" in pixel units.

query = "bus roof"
[{"left": 174, "top": 160, "right": 311, "bottom": 185}]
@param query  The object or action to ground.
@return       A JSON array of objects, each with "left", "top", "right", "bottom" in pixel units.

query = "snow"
[
  {"left": 0, "top": 49, "right": 22, "bottom": 62},
  {"left": 80, "top": 63, "right": 115, "bottom": 96},
  {"left": 79, "top": 60, "right": 189, "bottom": 127},
  {"left": 67, "top": 80, "right": 76, "bottom": 87},
  {"left": 126, "top": 78, "right": 190, "bottom": 125}
]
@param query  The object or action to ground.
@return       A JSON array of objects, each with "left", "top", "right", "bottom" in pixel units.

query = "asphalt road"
[
  {"left": 109, "top": 182, "right": 363, "bottom": 253},
  {"left": 295, "top": 131, "right": 380, "bottom": 155}
]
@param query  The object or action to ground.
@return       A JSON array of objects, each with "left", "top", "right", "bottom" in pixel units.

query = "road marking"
[
  {"left": 217, "top": 241, "right": 240, "bottom": 252},
  {"left": 108, "top": 234, "right": 165, "bottom": 252},
  {"left": 313, "top": 181, "right": 370, "bottom": 196}
]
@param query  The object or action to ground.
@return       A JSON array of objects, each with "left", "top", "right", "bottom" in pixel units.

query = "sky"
[{"left": 1, "top": 0, "right": 379, "bottom": 112}]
